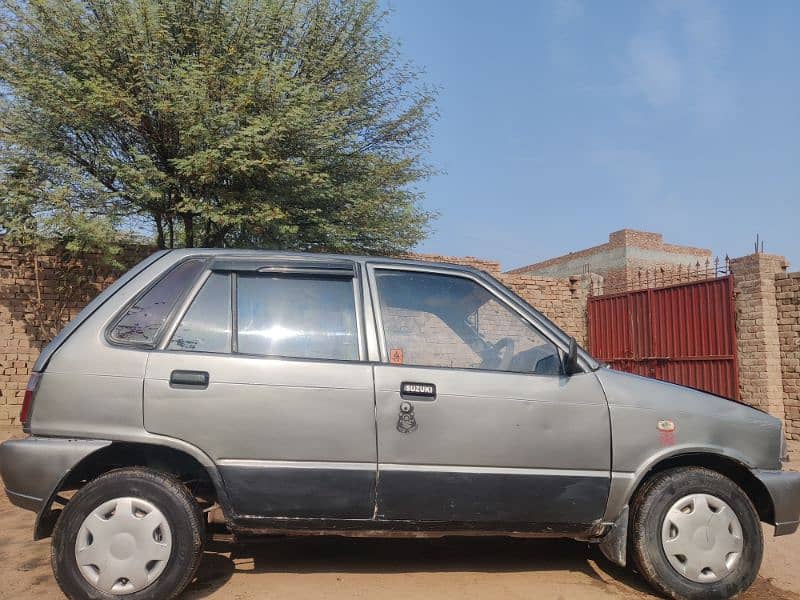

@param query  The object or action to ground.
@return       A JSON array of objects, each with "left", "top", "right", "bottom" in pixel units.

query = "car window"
[
  {"left": 168, "top": 273, "right": 232, "bottom": 353},
  {"left": 109, "top": 258, "right": 205, "bottom": 346},
  {"left": 374, "top": 270, "right": 561, "bottom": 375},
  {"left": 236, "top": 274, "right": 359, "bottom": 361}
]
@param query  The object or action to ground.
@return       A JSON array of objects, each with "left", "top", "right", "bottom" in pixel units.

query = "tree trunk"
[
  {"left": 183, "top": 213, "right": 194, "bottom": 247},
  {"left": 203, "top": 218, "right": 211, "bottom": 248},
  {"left": 210, "top": 224, "right": 229, "bottom": 247},
  {"left": 155, "top": 214, "right": 165, "bottom": 249}
]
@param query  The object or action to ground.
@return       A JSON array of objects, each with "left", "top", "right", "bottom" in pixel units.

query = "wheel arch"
[
  {"left": 637, "top": 452, "right": 774, "bottom": 524},
  {"left": 600, "top": 450, "right": 775, "bottom": 567},
  {"left": 34, "top": 441, "right": 233, "bottom": 540}
]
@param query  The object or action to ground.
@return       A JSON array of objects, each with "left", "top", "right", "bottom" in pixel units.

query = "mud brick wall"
[
  {"left": 409, "top": 253, "right": 502, "bottom": 276},
  {"left": 498, "top": 273, "right": 597, "bottom": 347},
  {"left": 730, "top": 253, "right": 787, "bottom": 419},
  {"left": 776, "top": 272, "right": 800, "bottom": 439},
  {"left": 0, "top": 244, "right": 151, "bottom": 427}
]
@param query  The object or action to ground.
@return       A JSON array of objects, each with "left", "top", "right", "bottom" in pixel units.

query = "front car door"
[
  {"left": 367, "top": 263, "right": 611, "bottom": 530},
  {"left": 142, "top": 256, "right": 376, "bottom": 520}
]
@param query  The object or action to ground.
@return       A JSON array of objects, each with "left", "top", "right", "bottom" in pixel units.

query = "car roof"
[{"left": 163, "top": 248, "right": 492, "bottom": 276}]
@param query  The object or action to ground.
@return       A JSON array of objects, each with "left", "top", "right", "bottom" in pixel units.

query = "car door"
[
  {"left": 144, "top": 256, "right": 377, "bottom": 519},
  {"left": 368, "top": 263, "right": 611, "bottom": 527}
]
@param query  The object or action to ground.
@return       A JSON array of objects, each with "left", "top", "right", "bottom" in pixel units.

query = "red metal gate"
[{"left": 587, "top": 275, "right": 739, "bottom": 399}]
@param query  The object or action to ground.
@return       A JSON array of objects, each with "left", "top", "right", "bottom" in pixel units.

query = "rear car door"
[
  {"left": 142, "top": 257, "right": 376, "bottom": 519},
  {"left": 368, "top": 264, "right": 611, "bottom": 528}
]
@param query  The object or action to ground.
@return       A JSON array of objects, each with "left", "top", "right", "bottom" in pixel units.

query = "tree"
[{"left": 0, "top": 0, "right": 436, "bottom": 255}]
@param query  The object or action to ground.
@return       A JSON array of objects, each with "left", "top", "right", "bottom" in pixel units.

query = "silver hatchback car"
[{"left": 2, "top": 249, "right": 799, "bottom": 600}]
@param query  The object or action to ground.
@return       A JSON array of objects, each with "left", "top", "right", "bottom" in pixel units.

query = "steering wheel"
[{"left": 493, "top": 337, "right": 516, "bottom": 371}]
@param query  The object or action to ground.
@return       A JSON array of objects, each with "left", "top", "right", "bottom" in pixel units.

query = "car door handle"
[
  {"left": 169, "top": 370, "right": 209, "bottom": 389},
  {"left": 400, "top": 382, "right": 436, "bottom": 400}
]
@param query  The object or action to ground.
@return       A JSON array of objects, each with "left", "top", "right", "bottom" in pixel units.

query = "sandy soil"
[{"left": 0, "top": 428, "right": 798, "bottom": 600}]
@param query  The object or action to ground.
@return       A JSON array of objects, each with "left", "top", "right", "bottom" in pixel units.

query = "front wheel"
[
  {"left": 51, "top": 467, "right": 204, "bottom": 600},
  {"left": 629, "top": 467, "right": 763, "bottom": 599}
]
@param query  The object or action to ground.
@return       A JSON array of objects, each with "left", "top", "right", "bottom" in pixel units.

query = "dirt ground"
[{"left": 1, "top": 428, "right": 798, "bottom": 600}]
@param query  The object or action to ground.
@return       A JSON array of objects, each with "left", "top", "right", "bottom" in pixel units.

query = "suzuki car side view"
[{"left": 1, "top": 249, "right": 799, "bottom": 600}]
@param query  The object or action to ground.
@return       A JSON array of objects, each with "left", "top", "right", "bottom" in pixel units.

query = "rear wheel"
[
  {"left": 52, "top": 468, "right": 204, "bottom": 599},
  {"left": 630, "top": 467, "right": 762, "bottom": 599}
]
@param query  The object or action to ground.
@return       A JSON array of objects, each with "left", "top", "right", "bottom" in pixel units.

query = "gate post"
[{"left": 730, "top": 253, "right": 787, "bottom": 419}]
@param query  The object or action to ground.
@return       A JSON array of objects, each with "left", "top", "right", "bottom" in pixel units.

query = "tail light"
[{"left": 20, "top": 372, "right": 41, "bottom": 433}]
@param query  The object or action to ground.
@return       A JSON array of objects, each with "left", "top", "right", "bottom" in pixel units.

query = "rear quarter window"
[{"left": 108, "top": 258, "right": 205, "bottom": 346}]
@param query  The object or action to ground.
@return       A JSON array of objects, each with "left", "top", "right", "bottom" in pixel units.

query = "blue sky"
[{"left": 384, "top": 0, "right": 800, "bottom": 270}]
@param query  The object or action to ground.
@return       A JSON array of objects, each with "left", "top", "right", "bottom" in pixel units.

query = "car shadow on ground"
[{"left": 183, "top": 535, "right": 656, "bottom": 598}]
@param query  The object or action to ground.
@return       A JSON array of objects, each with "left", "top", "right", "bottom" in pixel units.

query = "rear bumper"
[
  {"left": 0, "top": 436, "right": 110, "bottom": 514},
  {"left": 753, "top": 469, "right": 800, "bottom": 536}
]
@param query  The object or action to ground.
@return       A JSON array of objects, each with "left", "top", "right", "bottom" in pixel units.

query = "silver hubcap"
[
  {"left": 74, "top": 497, "right": 172, "bottom": 595},
  {"left": 660, "top": 493, "right": 744, "bottom": 583}
]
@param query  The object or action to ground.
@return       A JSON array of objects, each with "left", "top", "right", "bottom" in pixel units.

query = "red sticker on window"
[{"left": 390, "top": 348, "right": 404, "bottom": 364}]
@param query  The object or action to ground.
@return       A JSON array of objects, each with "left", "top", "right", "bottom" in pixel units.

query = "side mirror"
[{"left": 564, "top": 337, "right": 581, "bottom": 376}]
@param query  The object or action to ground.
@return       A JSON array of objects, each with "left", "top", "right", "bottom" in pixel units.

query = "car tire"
[
  {"left": 51, "top": 467, "right": 204, "bottom": 600},
  {"left": 629, "top": 466, "right": 762, "bottom": 600}
]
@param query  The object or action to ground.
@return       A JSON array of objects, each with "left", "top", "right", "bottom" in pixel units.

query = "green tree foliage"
[{"left": 0, "top": 0, "right": 436, "bottom": 254}]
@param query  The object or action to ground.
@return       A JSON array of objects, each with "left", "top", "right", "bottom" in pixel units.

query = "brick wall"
[
  {"left": 730, "top": 253, "right": 787, "bottom": 419},
  {"left": 498, "top": 272, "right": 596, "bottom": 346},
  {"left": 776, "top": 272, "right": 800, "bottom": 438},
  {"left": 407, "top": 253, "right": 502, "bottom": 276},
  {"left": 0, "top": 244, "right": 151, "bottom": 427}
]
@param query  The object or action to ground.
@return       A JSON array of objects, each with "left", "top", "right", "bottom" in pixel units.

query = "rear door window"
[
  {"left": 109, "top": 258, "right": 205, "bottom": 346},
  {"left": 236, "top": 274, "right": 359, "bottom": 361}
]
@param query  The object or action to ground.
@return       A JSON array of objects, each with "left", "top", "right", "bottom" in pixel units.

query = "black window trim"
[
  {"left": 230, "top": 271, "right": 239, "bottom": 353},
  {"left": 106, "top": 256, "right": 210, "bottom": 350},
  {"left": 210, "top": 256, "right": 356, "bottom": 277}
]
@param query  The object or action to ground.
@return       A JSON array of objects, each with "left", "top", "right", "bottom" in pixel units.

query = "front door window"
[{"left": 374, "top": 270, "right": 561, "bottom": 375}]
